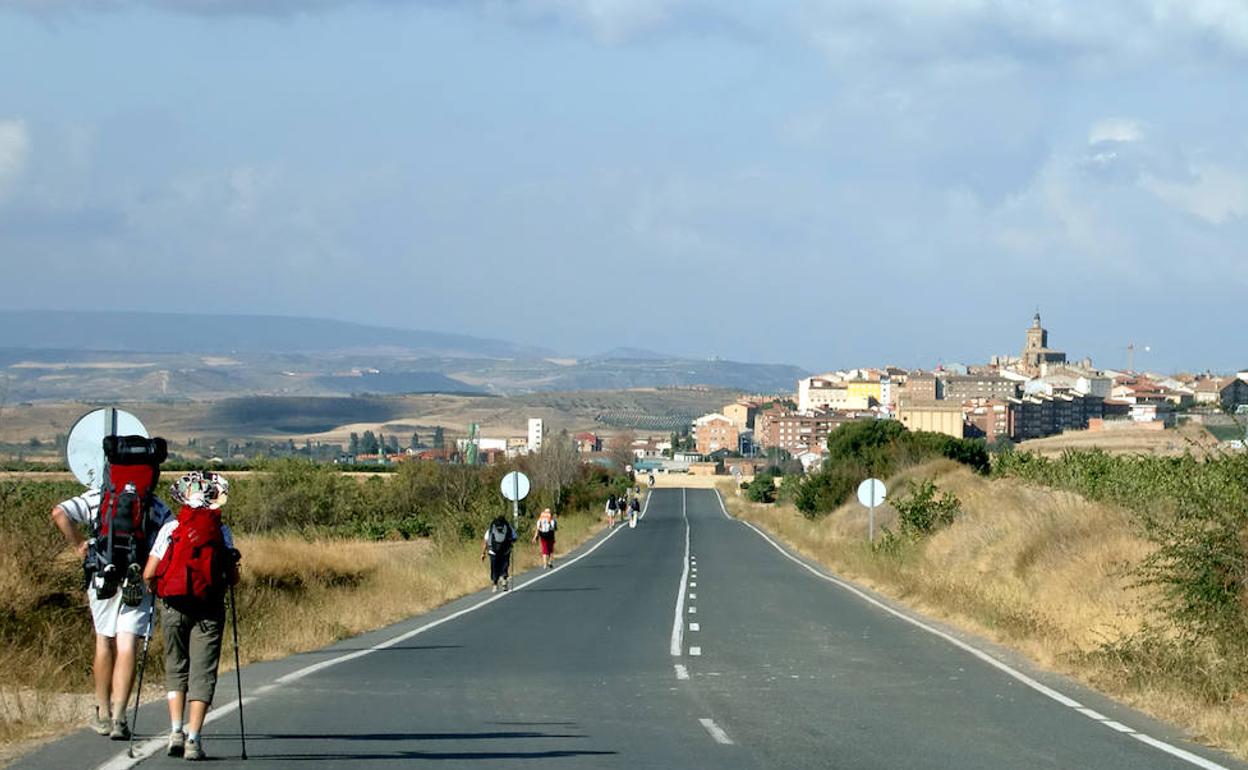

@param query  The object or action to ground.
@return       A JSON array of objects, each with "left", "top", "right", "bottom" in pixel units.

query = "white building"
[{"left": 527, "top": 418, "right": 544, "bottom": 454}]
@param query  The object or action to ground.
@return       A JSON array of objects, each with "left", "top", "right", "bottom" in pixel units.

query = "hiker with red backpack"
[
  {"left": 51, "top": 435, "right": 171, "bottom": 741},
  {"left": 143, "top": 471, "right": 240, "bottom": 761},
  {"left": 532, "top": 507, "right": 558, "bottom": 569}
]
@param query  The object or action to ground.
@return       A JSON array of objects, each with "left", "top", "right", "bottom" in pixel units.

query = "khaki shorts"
[{"left": 161, "top": 599, "right": 226, "bottom": 704}]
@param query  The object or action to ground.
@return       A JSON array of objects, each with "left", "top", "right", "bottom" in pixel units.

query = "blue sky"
[{"left": 1, "top": 1, "right": 1245, "bottom": 373}]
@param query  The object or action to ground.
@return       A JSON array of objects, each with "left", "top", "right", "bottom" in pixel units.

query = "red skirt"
[{"left": 538, "top": 534, "right": 555, "bottom": 555}]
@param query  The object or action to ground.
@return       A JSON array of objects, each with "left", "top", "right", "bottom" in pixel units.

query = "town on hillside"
[{"left": 347, "top": 314, "right": 1247, "bottom": 481}]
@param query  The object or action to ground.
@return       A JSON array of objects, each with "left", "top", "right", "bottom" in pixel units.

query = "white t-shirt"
[{"left": 150, "top": 515, "right": 235, "bottom": 561}]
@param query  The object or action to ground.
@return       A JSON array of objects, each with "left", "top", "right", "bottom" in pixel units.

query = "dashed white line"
[
  {"left": 689, "top": 593, "right": 697, "bottom": 599},
  {"left": 670, "top": 489, "right": 691, "bottom": 657},
  {"left": 690, "top": 646, "right": 702, "bottom": 656},
  {"left": 689, "top": 606, "right": 697, "bottom": 614},
  {"left": 723, "top": 489, "right": 1235, "bottom": 770},
  {"left": 699, "top": 718, "right": 734, "bottom": 745},
  {"left": 674, "top": 664, "right": 690, "bottom": 680},
  {"left": 690, "top": 623, "right": 700, "bottom": 631}
]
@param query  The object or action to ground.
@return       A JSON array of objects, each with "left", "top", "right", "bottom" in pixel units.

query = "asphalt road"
[{"left": 16, "top": 487, "right": 1248, "bottom": 769}]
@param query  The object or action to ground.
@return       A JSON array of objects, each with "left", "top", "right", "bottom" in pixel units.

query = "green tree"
[
  {"left": 360, "top": 431, "right": 380, "bottom": 455},
  {"left": 349, "top": 432, "right": 360, "bottom": 455},
  {"left": 746, "top": 473, "right": 776, "bottom": 503},
  {"left": 433, "top": 427, "right": 445, "bottom": 450},
  {"left": 410, "top": 432, "right": 421, "bottom": 451}
]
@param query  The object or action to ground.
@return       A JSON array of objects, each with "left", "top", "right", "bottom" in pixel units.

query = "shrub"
[
  {"left": 746, "top": 473, "right": 776, "bottom": 504},
  {"left": 890, "top": 479, "right": 962, "bottom": 538}
]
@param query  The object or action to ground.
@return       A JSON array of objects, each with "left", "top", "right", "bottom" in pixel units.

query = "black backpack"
[
  {"left": 489, "top": 522, "right": 513, "bottom": 555},
  {"left": 91, "top": 435, "right": 168, "bottom": 601}
]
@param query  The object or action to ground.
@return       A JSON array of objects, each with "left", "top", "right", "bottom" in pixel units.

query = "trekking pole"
[
  {"left": 229, "top": 582, "right": 248, "bottom": 760},
  {"left": 128, "top": 607, "right": 155, "bottom": 759}
]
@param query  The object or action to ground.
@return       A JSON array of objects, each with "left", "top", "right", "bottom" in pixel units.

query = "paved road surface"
[{"left": 16, "top": 488, "right": 1246, "bottom": 769}]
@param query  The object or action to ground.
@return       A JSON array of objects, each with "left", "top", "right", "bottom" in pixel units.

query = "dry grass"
[
  {"left": 724, "top": 465, "right": 1248, "bottom": 760},
  {"left": 0, "top": 515, "right": 602, "bottom": 763},
  {"left": 1017, "top": 423, "right": 1219, "bottom": 458}
]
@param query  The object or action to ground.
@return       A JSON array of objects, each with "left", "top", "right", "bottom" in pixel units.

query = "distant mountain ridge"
[
  {"left": 0, "top": 310, "right": 551, "bottom": 359},
  {"left": 0, "top": 310, "right": 810, "bottom": 400}
]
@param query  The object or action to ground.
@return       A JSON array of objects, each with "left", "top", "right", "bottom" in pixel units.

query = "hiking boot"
[
  {"left": 502, "top": 576, "right": 510, "bottom": 592},
  {"left": 91, "top": 707, "right": 111, "bottom": 736},
  {"left": 184, "top": 736, "right": 205, "bottom": 761},
  {"left": 168, "top": 729, "right": 186, "bottom": 757},
  {"left": 109, "top": 718, "right": 131, "bottom": 741},
  {"left": 491, "top": 583, "right": 498, "bottom": 594},
  {"left": 120, "top": 563, "right": 144, "bottom": 607}
]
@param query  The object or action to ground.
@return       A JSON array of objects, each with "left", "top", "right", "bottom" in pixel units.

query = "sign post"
[
  {"left": 856, "top": 478, "right": 887, "bottom": 543},
  {"left": 500, "top": 471, "right": 531, "bottom": 527}
]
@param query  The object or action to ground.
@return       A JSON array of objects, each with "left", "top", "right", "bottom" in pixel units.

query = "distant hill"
[{"left": 0, "top": 310, "right": 549, "bottom": 358}]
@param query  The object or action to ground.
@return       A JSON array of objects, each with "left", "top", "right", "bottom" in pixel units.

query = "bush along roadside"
[
  {"left": 875, "top": 478, "right": 962, "bottom": 554},
  {"left": 793, "top": 420, "right": 989, "bottom": 519},
  {"left": 994, "top": 447, "right": 1248, "bottom": 713}
]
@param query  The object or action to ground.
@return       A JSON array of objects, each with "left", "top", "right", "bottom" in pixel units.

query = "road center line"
[
  {"left": 723, "top": 489, "right": 1234, "bottom": 770},
  {"left": 670, "top": 488, "right": 691, "bottom": 657},
  {"left": 699, "top": 718, "right": 734, "bottom": 745}
]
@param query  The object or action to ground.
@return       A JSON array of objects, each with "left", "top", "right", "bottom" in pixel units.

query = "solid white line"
[
  {"left": 674, "top": 664, "right": 690, "bottom": 680},
  {"left": 1077, "top": 707, "right": 1110, "bottom": 721},
  {"left": 670, "top": 489, "right": 691, "bottom": 657},
  {"left": 690, "top": 646, "right": 702, "bottom": 656},
  {"left": 99, "top": 508, "right": 637, "bottom": 770},
  {"left": 725, "top": 490, "right": 1233, "bottom": 770},
  {"left": 1133, "top": 734, "right": 1230, "bottom": 770},
  {"left": 699, "top": 718, "right": 734, "bottom": 745}
]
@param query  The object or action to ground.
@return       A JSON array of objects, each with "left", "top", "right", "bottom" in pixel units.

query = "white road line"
[
  {"left": 98, "top": 505, "right": 639, "bottom": 770},
  {"left": 670, "top": 488, "right": 691, "bottom": 657},
  {"left": 699, "top": 718, "right": 734, "bottom": 745},
  {"left": 690, "top": 646, "right": 702, "bottom": 656},
  {"left": 723, "top": 490, "right": 1234, "bottom": 770},
  {"left": 689, "top": 606, "right": 697, "bottom": 614},
  {"left": 690, "top": 581, "right": 697, "bottom": 587},
  {"left": 674, "top": 664, "right": 690, "bottom": 680},
  {"left": 689, "top": 593, "right": 697, "bottom": 599},
  {"left": 690, "top": 623, "right": 700, "bottom": 631}
]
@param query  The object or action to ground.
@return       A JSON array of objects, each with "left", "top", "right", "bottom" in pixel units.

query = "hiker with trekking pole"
[
  {"left": 51, "top": 435, "right": 172, "bottom": 741},
  {"left": 142, "top": 471, "right": 244, "bottom": 761}
]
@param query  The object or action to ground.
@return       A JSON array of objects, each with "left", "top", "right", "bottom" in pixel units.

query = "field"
[
  {"left": 0, "top": 388, "right": 737, "bottom": 457},
  {"left": 1016, "top": 422, "right": 1220, "bottom": 457}
]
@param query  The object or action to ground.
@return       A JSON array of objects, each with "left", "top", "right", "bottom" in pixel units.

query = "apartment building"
[
  {"left": 693, "top": 413, "right": 739, "bottom": 455},
  {"left": 940, "top": 374, "right": 1020, "bottom": 402}
]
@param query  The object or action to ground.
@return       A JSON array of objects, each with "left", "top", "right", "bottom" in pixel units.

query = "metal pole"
[
  {"left": 869, "top": 496, "right": 876, "bottom": 544},
  {"left": 512, "top": 473, "right": 519, "bottom": 527}
]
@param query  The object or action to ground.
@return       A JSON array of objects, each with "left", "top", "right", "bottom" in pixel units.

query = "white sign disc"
[
  {"left": 500, "top": 471, "right": 531, "bottom": 502},
  {"left": 66, "top": 408, "right": 149, "bottom": 489},
  {"left": 856, "top": 478, "right": 887, "bottom": 508}
]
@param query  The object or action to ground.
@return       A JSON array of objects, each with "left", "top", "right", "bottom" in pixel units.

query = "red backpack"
[
  {"left": 156, "top": 505, "right": 228, "bottom": 602},
  {"left": 92, "top": 435, "right": 167, "bottom": 600}
]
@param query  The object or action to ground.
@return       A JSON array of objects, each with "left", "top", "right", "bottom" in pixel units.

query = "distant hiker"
[
  {"left": 145, "top": 471, "right": 239, "bottom": 761},
  {"left": 481, "top": 515, "right": 518, "bottom": 592},
  {"left": 648, "top": 473, "right": 656, "bottom": 487},
  {"left": 50, "top": 437, "right": 171, "bottom": 740},
  {"left": 628, "top": 495, "right": 641, "bottom": 526},
  {"left": 533, "top": 507, "right": 558, "bottom": 569},
  {"left": 605, "top": 494, "right": 619, "bottom": 528}
]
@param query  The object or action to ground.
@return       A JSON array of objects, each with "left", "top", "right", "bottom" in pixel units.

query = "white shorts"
[{"left": 87, "top": 580, "right": 154, "bottom": 638}]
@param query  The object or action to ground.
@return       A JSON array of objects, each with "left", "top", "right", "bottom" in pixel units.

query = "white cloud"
[
  {"left": 0, "top": 119, "right": 30, "bottom": 202},
  {"left": 1143, "top": 165, "right": 1248, "bottom": 224},
  {"left": 1089, "top": 118, "right": 1143, "bottom": 145}
]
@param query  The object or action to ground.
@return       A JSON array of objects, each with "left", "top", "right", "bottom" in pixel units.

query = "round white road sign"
[
  {"left": 500, "top": 471, "right": 531, "bottom": 502},
  {"left": 66, "top": 408, "right": 149, "bottom": 489},
  {"left": 856, "top": 478, "right": 887, "bottom": 508}
]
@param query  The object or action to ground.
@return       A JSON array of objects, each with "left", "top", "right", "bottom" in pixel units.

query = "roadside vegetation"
[
  {"left": 729, "top": 419, "right": 1248, "bottom": 759},
  {"left": 0, "top": 439, "right": 624, "bottom": 754}
]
